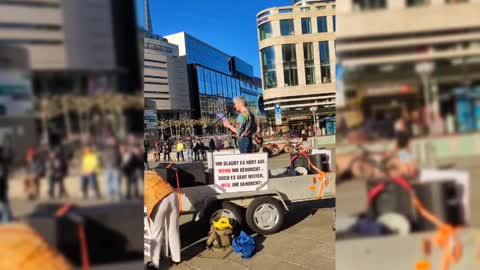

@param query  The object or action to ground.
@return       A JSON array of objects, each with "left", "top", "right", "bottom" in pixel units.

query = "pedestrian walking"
[
  {"left": 80, "top": 145, "right": 102, "bottom": 199},
  {"left": 209, "top": 138, "right": 215, "bottom": 152},
  {"left": 101, "top": 136, "right": 122, "bottom": 201},
  {"left": 200, "top": 141, "right": 207, "bottom": 161},
  {"left": 144, "top": 139, "right": 150, "bottom": 154},
  {"left": 176, "top": 139, "right": 185, "bottom": 161},
  {"left": 144, "top": 171, "right": 181, "bottom": 268},
  {"left": 185, "top": 138, "right": 193, "bottom": 162},
  {"left": 193, "top": 140, "right": 200, "bottom": 161},
  {"left": 163, "top": 142, "right": 172, "bottom": 161},
  {"left": 47, "top": 148, "right": 68, "bottom": 199},
  {"left": 144, "top": 146, "right": 150, "bottom": 170},
  {"left": 24, "top": 148, "right": 46, "bottom": 200},
  {"left": 153, "top": 141, "right": 162, "bottom": 162},
  {"left": 121, "top": 145, "right": 140, "bottom": 199},
  {"left": 223, "top": 96, "right": 257, "bottom": 153}
]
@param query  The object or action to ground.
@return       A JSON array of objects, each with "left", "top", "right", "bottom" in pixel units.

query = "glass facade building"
[
  {"left": 184, "top": 34, "right": 232, "bottom": 75},
  {"left": 165, "top": 32, "right": 262, "bottom": 120}
]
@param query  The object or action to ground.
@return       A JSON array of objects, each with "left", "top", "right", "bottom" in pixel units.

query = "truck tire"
[
  {"left": 206, "top": 201, "right": 244, "bottom": 227},
  {"left": 246, "top": 196, "right": 284, "bottom": 235}
]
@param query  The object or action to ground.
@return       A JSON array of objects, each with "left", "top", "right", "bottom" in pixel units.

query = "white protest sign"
[
  {"left": 144, "top": 205, "right": 151, "bottom": 256},
  {"left": 213, "top": 153, "right": 268, "bottom": 193},
  {"left": 206, "top": 150, "right": 239, "bottom": 169}
]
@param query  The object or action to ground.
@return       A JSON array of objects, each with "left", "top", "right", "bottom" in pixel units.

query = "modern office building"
[
  {"left": 0, "top": 0, "right": 140, "bottom": 94},
  {"left": 256, "top": 0, "right": 336, "bottom": 132},
  {"left": 165, "top": 32, "right": 263, "bottom": 121},
  {"left": 142, "top": 0, "right": 191, "bottom": 120},
  {"left": 337, "top": 0, "right": 480, "bottom": 132},
  {"left": 143, "top": 32, "right": 191, "bottom": 119},
  {"left": 0, "top": 0, "right": 143, "bottom": 139}
]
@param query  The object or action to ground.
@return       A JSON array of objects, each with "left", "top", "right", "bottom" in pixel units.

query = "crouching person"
[{"left": 144, "top": 170, "right": 181, "bottom": 269}]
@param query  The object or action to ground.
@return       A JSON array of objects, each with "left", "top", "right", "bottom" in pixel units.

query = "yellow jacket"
[
  {"left": 81, "top": 151, "right": 99, "bottom": 175},
  {"left": 176, "top": 143, "right": 184, "bottom": 151},
  {"left": 144, "top": 171, "right": 174, "bottom": 218}
]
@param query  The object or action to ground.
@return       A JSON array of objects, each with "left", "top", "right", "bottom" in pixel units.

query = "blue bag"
[{"left": 232, "top": 231, "right": 256, "bottom": 259}]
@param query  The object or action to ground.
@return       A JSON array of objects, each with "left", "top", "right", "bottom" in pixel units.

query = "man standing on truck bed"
[{"left": 223, "top": 96, "right": 257, "bottom": 154}]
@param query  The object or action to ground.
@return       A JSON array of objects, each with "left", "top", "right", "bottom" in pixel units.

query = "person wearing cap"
[
  {"left": 223, "top": 96, "right": 257, "bottom": 153},
  {"left": 144, "top": 171, "right": 181, "bottom": 268}
]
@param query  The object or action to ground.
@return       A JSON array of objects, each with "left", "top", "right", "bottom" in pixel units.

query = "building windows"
[
  {"left": 317, "top": 6, "right": 326, "bottom": 10},
  {"left": 216, "top": 73, "right": 222, "bottom": 96},
  {"left": 205, "top": 69, "right": 212, "bottom": 95},
  {"left": 145, "top": 59, "right": 167, "bottom": 64},
  {"left": 303, "top": 43, "right": 316, "bottom": 85},
  {"left": 407, "top": 0, "right": 431, "bottom": 6},
  {"left": 144, "top": 65, "right": 166, "bottom": 70},
  {"left": 300, "top": 7, "right": 310, "bottom": 12},
  {"left": 145, "top": 42, "right": 174, "bottom": 54},
  {"left": 352, "top": 0, "right": 387, "bottom": 11},
  {"left": 317, "top": 17, "right": 328, "bottom": 33},
  {"left": 282, "top": 44, "right": 298, "bottom": 87},
  {"left": 319, "top": 41, "right": 331, "bottom": 83},
  {"left": 280, "top": 19, "right": 295, "bottom": 36},
  {"left": 301, "top": 18, "right": 312, "bottom": 34},
  {"left": 211, "top": 71, "right": 217, "bottom": 95},
  {"left": 333, "top": 16, "right": 336, "bottom": 32},
  {"left": 144, "top": 75, "right": 168, "bottom": 80},
  {"left": 0, "top": 22, "right": 61, "bottom": 31},
  {"left": 259, "top": 22, "right": 273, "bottom": 40},
  {"left": 279, "top": 8, "right": 293, "bottom": 13},
  {"left": 144, "top": 82, "right": 168, "bottom": 86},
  {"left": 261, "top": 46, "right": 277, "bottom": 89},
  {"left": 197, "top": 67, "right": 205, "bottom": 94},
  {"left": 0, "top": 0, "right": 61, "bottom": 8},
  {"left": 257, "top": 10, "right": 271, "bottom": 18}
]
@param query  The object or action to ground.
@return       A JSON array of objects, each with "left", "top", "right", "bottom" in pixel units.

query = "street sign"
[
  {"left": 275, "top": 113, "right": 282, "bottom": 125},
  {"left": 275, "top": 104, "right": 282, "bottom": 115},
  {"left": 275, "top": 104, "right": 282, "bottom": 125}
]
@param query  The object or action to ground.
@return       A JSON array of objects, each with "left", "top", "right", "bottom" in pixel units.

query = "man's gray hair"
[{"left": 233, "top": 96, "right": 247, "bottom": 106}]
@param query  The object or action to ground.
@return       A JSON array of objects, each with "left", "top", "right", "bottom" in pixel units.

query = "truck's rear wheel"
[{"left": 246, "top": 196, "right": 284, "bottom": 235}]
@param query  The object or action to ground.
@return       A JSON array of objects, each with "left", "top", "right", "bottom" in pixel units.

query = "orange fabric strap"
[
  {"left": 55, "top": 204, "right": 90, "bottom": 270},
  {"left": 167, "top": 163, "right": 183, "bottom": 214}
]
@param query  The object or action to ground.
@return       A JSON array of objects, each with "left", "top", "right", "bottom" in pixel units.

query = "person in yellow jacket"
[
  {"left": 144, "top": 170, "right": 181, "bottom": 269},
  {"left": 176, "top": 139, "right": 185, "bottom": 161},
  {"left": 81, "top": 145, "right": 101, "bottom": 199}
]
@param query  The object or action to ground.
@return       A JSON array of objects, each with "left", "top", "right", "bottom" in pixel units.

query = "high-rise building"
[
  {"left": 142, "top": 0, "right": 191, "bottom": 120},
  {"left": 0, "top": 0, "right": 143, "bottom": 139},
  {"left": 256, "top": 0, "right": 336, "bottom": 132},
  {"left": 165, "top": 32, "right": 263, "bottom": 121},
  {"left": 337, "top": 0, "right": 480, "bottom": 132},
  {"left": 0, "top": 0, "right": 140, "bottom": 95},
  {"left": 143, "top": 32, "right": 191, "bottom": 120}
]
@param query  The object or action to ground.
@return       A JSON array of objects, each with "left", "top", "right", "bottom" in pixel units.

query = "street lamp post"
[
  {"left": 415, "top": 61, "right": 436, "bottom": 167},
  {"left": 309, "top": 106, "right": 318, "bottom": 136}
]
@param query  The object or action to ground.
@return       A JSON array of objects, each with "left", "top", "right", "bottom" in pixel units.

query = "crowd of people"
[
  {"left": 21, "top": 134, "right": 144, "bottom": 201},
  {"left": 145, "top": 135, "right": 243, "bottom": 164}
]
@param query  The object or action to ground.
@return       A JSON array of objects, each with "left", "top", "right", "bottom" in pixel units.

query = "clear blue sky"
[{"left": 136, "top": 0, "right": 293, "bottom": 77}]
